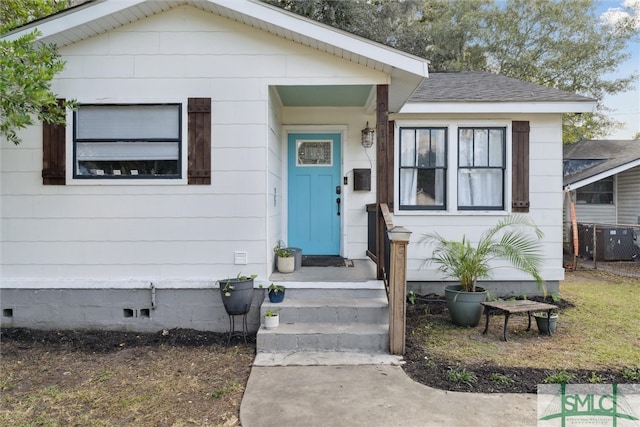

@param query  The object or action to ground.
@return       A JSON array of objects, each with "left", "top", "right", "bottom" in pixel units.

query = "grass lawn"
[
  {"left": 404, "top": 269, "right": 640, "bottom": 392},
  {"left": 0, "top": 331, "right": 254, "bottom": 426}
]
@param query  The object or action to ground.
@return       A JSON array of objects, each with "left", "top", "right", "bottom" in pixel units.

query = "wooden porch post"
[
  {"left": 388, "top": 226, "right": 411, "bottom": 355},
  {"left": 375, "top": 84, "right": 389, "bottom": 280}
]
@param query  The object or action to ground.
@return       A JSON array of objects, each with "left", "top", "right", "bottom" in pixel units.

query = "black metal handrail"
[
  {"left": 366, "top": 203, "right": 377, "bottom": 260},
  {"left": 366, "top": 203, "right": 393, "bottom": 299}
]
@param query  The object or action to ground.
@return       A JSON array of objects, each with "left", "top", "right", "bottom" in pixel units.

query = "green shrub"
[
  {"left": 543, "top": 370, "right": 575, "bottom": 384},
  {"left": 621, "top": 367, "right": 640, "bottom": 381},
  {"left": 588, "top": 371, "right": 604, "bottom": 384},
  {"left": 447, "top": 367, "right": 477, "bottom": 385},
  {"left": 490, "top": 373, "right": 513, "bottom": 385}
]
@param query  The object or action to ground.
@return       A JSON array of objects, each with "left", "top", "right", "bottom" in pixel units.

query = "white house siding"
[
  {"left": 617, "top": 167, "right": 640, "bottom": 225},
  {"left": 388, "top": 113, "right": 564, "bottom": 293},
  {"left": 0, "top": 5, "right": 388, "bottom": 331},
  {"left": 267, "top": 86, "right": 285, "bottom": 267}
]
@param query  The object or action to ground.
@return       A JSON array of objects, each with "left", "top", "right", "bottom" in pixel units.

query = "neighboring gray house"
[
  {"left": 563, "top": 139, "right": 640, "bottom": 260},
  {"left": 564, "top": 139, "right": 640, "bottom": 226}
]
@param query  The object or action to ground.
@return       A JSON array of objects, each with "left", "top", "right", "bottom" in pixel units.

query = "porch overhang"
[{"left": 276, "top": 85, "right": 373, "bottom": 108}]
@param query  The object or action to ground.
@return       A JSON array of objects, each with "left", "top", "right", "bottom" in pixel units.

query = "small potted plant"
[
  {"left": 274, "top": 243, "right": 294, "bottom": 273},
  {"left": 267, "top": 283, "right": 286, "bottom": 303},
  {"left": 533, "top": 311, "right": 558, "bottom": 334},
  {"left": 264, "top": 308, "right": 281, "bottom": 330},
  {"left": 421, "top": 215, "right": 545, "bottom": 327},
  {"left": 218, "top": 273, "right": 257, "bottom": 315}
]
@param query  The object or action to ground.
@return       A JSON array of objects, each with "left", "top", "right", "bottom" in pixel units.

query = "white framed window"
[
  {"left": 457, "top": 127, "right": 506, "bottom": 210},
  {"left": 399, "top": 127, "right": 447, "bottom": 210},
  {"left": 73, "top": 104, "right": 182, "bottom": 179},
  {"left": 396, "top": 122, "right": 512, "bottom": 214}
]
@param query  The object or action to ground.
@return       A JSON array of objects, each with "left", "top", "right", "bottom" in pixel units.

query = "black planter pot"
[
  {"left": 444, "top": 284, "right": 487, "bottom": 327},
  {"left": 219, "top": 278, "right": 254, "bottom": 315}
]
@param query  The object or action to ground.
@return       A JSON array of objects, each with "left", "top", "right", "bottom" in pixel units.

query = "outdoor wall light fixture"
[{"left": 361, "top": 122, "right": 375, "bottom": 148}]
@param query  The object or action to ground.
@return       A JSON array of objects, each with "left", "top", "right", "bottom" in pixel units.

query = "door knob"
[{"left": 336, "top": 197, "right": 341, "bottom": 216}]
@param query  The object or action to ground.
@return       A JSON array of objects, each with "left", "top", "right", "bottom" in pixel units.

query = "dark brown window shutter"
[
  {"left": 512, "top": 121, "right": 530, "bottom": 212},
  {"left": 42, "top": 98, "right": 66, "bottom": 185},
  {"left": 188, "top": 98, "right": 211, "bottom": 185}
]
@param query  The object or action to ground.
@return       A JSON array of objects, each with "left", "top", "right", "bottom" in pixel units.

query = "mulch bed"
[
  {"left": 402, "top": 294, "right": 633, "bottom": 393},
  {"left": 0, "top": 327, "right": 255, "bottom": 354}
]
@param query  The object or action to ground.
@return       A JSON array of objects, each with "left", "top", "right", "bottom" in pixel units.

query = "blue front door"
[{"left": 288, "top": 133, "right": 341, "bottom": 255}]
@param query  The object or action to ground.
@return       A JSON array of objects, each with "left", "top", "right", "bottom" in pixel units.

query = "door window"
[{"left": 296, "top": 140, "right": 333, "bottom": 166}]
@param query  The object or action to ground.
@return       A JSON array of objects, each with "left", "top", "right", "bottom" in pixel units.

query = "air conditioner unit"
[{"left": 576, "top": 224, "right": 635, "bottom": 261}]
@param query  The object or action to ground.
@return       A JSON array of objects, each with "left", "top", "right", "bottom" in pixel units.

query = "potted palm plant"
[{"left": 421, "top": 215, "right": 545, "bottom": 327}]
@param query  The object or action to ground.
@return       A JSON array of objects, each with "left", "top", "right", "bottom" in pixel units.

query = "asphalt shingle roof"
[
  {"left": 410, "top": 71, "right": 594, "bottom": 103},
  {"left": 563, "top": 139, "right": 640, "bottom": 187}
]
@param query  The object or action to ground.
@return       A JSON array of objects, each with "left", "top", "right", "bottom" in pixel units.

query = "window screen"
[{"left": 73, "top": 104, "right": 181, "bottom": 179}]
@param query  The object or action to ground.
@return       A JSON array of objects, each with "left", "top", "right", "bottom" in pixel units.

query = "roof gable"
[
  {"left": 564, "top": 139, "right": 640, "bottom": 189},
  {"left": 2, "top": 0, "right": 429, "bottom": 112}
]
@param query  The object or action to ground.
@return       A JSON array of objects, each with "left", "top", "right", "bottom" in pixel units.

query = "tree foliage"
[
  {"left": 481, "top": 0, "right": 637, "bottom": 142},
  {"left": 1, "top": 0, "right": 66, "bottom": 32},
  {"left": 1, "top": 0, "right": 73, "bottom": 145},
  {"left": 263, "top": 0, "right": 639, "bottom": 143}
]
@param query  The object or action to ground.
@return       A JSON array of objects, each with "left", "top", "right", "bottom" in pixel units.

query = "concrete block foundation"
[{"left": 0, "top": 286, "right": 264, "bottom": 333}]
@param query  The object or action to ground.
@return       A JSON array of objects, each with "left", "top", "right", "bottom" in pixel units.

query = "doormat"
[{"left": 301, "top": 255, "right": 353, "bottom": 267}]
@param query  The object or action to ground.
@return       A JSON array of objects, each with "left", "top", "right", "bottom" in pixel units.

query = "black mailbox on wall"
[{"left": 353, "top": 168, "right": 371, "bottom": 191}]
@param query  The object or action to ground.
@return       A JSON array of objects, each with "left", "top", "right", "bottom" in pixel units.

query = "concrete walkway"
[{"left": 240, "top": 353, "right": 538, "bottom": 427}]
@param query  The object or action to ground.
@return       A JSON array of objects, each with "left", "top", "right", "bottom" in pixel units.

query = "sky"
[{"left": 598, "top": 0, "right": 640, "bottom": 139}]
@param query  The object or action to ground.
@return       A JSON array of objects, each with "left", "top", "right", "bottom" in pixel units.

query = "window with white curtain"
[
  {"left": 399, "top": 127, "right": 447, "bottom": 210},
  {"left": 73, "top": 104, "right": 181, "bottom": 179},
  {"left": 457, "top": 127, "right": 505, "bottom": 210}
]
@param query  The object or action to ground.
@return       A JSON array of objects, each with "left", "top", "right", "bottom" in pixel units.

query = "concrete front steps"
[{"left": 256, "top": 287, "right": 389, "bottom": 356}]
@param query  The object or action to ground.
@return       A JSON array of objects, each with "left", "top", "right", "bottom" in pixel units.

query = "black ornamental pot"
[{"left": 219, "top": 277, "right": 255, "bottom": 315}]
